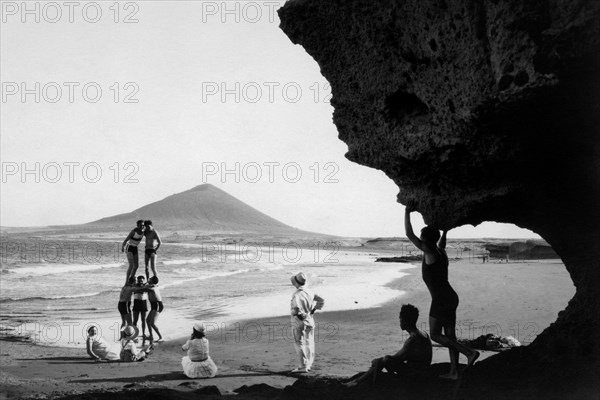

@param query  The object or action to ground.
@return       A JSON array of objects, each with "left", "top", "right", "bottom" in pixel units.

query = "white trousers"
[{"left": 292, "top": 323, "right": 315, "bottom": 369}]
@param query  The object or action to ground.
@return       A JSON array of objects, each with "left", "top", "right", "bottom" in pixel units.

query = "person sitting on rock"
[{"left": 344, "top": 304, "right": 432, "bottom": 387}]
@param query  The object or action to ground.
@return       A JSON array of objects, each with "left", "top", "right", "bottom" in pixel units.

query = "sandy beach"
[{"left": 1, "top": 257, "right": 574, "bottom": 399}]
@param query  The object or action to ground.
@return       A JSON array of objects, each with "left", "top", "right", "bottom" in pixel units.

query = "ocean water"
[{"left": 0, "top": 238, "right": 414, "bottom": 347}]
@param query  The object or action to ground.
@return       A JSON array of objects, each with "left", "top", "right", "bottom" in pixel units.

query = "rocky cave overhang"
[{"left": 278, "top": 0, "right": 600, "bottom": 385}]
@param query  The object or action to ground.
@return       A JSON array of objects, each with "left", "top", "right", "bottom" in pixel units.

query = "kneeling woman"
[{"left": 181, "top": 323, "right": 218, "bottom": 378}]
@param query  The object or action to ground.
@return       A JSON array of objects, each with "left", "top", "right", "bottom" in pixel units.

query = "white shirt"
[
  {"left": 182, "top": 338, "right": 210, "bottom": 361},
  {"left": 290, "top": 287, "right": 316, "bottom": 327}
]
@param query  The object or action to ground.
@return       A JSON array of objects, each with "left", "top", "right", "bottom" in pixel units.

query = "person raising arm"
[{"left": 404, "top": 203, "right": 478, "bottom": 380}]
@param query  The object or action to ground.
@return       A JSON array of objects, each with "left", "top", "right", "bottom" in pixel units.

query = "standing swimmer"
[
  {"left": 404, "top": 203, "right": 479, "bottom": 379},
  {"left": 145, "top": 276, "right": 164, "bottom": 343},
  {"left": 118, "top": 277, "right": 136, "bottom": 329},
  {"left": 121, "top": 220, "right": 145, "bottom": 283},
  {"left": 143, "top": 220, "right": 161, "bottom": 281}
]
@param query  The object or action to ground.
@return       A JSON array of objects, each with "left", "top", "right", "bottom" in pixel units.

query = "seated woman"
[
  {"left": 181, "top": 322, "right": 218, "bottom": 378},
  {"left": 86, "top": 326, "right": 120, "bottom": 361},
  {"left": 120, "top": 325, "right": 153, "bottom": 362}
]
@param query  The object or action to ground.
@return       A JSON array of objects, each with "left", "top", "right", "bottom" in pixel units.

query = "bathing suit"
[
  {"left": 118, "top": 301, "right": 131, "bottom": 315},
  {"left": 422, "top": 247, "right": 459, "bottom": 323},
  {"left": 150, "top": 301, "right": 164, "bottom": 312},
  {"left": 145, "top": 249, "right": 156, "bottom": 256},
  {"left": 126, "top": 229, "right": 144, "bottom": 253},
  {"left": 133, "top": 299, "right": 148, "bottom": 312},
  {"left": 128, "top": 230, "right": 143, "bottom": 246},
  {"left": 125, "top": 244, "right": 138, "bottom": 255}
]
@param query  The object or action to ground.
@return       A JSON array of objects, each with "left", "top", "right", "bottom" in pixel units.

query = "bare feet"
[
  {"left": 290, "top": 368, "right": 308, "bottom": 374},
  {"left": 467, "top": 351, "right": 480, "bottom": 368},
  {"left": 439, "top": 372, "right": 459, "bottom": 380}
]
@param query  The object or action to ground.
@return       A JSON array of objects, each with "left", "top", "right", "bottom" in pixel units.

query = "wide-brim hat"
[
  {"left": 193, "top": 322, "right": 205, "bottom": 333},
  {"left": 121, "top": 325, "right": 139, "bottom": 340},
  {"left": 290, "top": 272, "right": 307, "bottom": 286}
]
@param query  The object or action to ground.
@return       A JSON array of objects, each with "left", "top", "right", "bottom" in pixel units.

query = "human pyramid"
[
  {"left": 86, "top": 220, "right": 163, "bottom": 364},
  {"left": 86, "top": 213, "right": 477, "bottom": 383},
  {"left": 84, "top": 220, "right": 326, "bottom": 379},
  {"left": 119, "top": 219, "right": 163, "bottom": 343},
  {"left": 87, "top": 219, "right": 220, "bottom": 378}
]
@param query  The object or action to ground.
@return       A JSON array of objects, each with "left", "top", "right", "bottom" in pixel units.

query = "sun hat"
[
  {"left": 121, "top": 325, "right": 139, "bottom": 341},
  {"left": 193, "top": 322, "right": 205, "bottom": 333},
  {"left": 290, "top": 272, "right": 307, "bottom": 286}
]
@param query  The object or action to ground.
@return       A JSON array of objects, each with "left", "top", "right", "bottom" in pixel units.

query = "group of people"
[
  {"left": 86, "top": 324, "right": 154, "bottom": 363},
  {"left": 87, "top": 220, "right": 165, "bottom": 364},
  {"left": 121, "top": 219, "right": 162, "bottom": 282},
  {"left": 87, "top": 209, "right": 480, "bottom": 383},
  {"left": 86, "top": 219, "right": 218, "bottom": 378},
  {"left": 343, "top": 205, "right": 480, "bottom": 385},
  {"left": 118, "top": 220, "right": 164, "bottom": 342},
  {"left": 118, "top": 275, "right": 163, "bottom": 342}
]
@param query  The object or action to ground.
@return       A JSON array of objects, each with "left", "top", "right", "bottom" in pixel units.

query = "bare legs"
[
  {"left": 429, "top": 316, "right": 479, "bottom": 379},
  {"left": 125, "top": 251, "right": 139, "bottom": 282},
  {"left": 146, "top": 310, "right": 162, "bottom": 342},
  {"left": 120, "top": 313, "right": 132, "bottom": 329},
  {"left": 144, "top": 252, "right": 157, "bottom": 281},
  {"left": 344, "top": 357, "right": 387, "bottom": 387},
  {"left": 133, "top": 310, "right": 147, "bottom": 338}
]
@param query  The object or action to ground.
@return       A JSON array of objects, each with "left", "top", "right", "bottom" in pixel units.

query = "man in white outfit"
[{"left": 290, "top": 272, "right": 324, "bottom": 373}]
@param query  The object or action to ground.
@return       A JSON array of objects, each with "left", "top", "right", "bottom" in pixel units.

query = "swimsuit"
[
  {"left": 422, "top": 248, "right": 459, "bottom": 323},
  {"left": 129, "top": 230, "right": 143, "bottom": 246},
  {"left": 133, "top": 299, "right": 148, "bottom": 312},
  {"left": 126, "top": 230, "right": 143, "bottom": 253},
  {"left": 125, "top": 244, "right": 138, "bottom": 255},
  {"left": 145, "top": 249, "right": 157, "bottom": 256},
  {"left": 118, "top": 301, "right": 131, "bottom": 315},
  {"left": 150, "top": 301, "right": 164, "bottom": 312}
]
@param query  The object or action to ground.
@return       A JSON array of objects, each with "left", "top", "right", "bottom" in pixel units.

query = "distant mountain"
[{"left": 86, "top": 184, "right": 303, "bottom": 234}]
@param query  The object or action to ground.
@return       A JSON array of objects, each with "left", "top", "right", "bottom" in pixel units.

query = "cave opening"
[{"left": 441, "top": 222, "right": 574, "bottom": 353}]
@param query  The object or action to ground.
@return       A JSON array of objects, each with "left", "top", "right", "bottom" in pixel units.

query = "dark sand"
[{"left": 1, "top": 259, "right": 576, "bottom": 399}]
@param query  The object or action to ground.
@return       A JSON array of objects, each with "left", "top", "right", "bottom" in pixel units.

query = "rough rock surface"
[{"left": 279, "top": 0, "right": 600, "bottom": 392}]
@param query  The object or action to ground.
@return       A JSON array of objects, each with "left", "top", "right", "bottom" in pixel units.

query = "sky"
[{"left": 0, "top": 1, "right": 539, "bottom": 239}]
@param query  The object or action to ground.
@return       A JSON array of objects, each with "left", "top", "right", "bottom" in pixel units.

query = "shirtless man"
[
  {"left": 121, "top": 220, "right": 145, "bottom": 283},
  {"left": 132, "top": 276, "right": 149, "bottom": 340},
  {"left": 143, "top": 220, "right": 161, "bottom": 281},
  {"left": 344, "top": 304, "right": 432, "bottom": 387},
  {"left": 144, "top": 276, "right": 164, "bottom": 343},
  {"left": 117, "top": 277, "right": 136, "bottom": 328}
]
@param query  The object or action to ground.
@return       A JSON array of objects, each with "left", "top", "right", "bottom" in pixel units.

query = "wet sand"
[{"left": 0, "top": 259, "right": 574, "bottom": 399}]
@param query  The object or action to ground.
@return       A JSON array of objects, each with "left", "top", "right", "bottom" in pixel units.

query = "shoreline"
[
  {"left": 1, "top": 252, "right": 414, "bottom": 348},
  {"left": 0, "top": 258, "right": 574, "bottom": 399}
]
